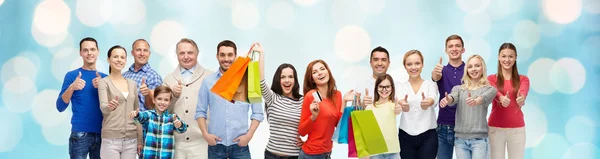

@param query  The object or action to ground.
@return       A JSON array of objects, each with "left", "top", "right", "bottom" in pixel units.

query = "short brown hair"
[
  {"left": 445, "top": 34, "right": 464, "bottom": 48},
  {"left": 217, "top": 40, "right": 237, "bottom": 55},
  {"left": 176, "top": 38, "right": 199, "bottom": 53},
  {"left": 153, "top": 86, "right": 173, "bottom": 99}
]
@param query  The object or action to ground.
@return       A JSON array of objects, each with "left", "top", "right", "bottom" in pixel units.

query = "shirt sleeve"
[
  {"left": 427, "top": 82, "right": 439, "bottom": 106},
  {"left": 195, "top": 80, "right": 209, "bottom": 120},
  {"left": 260, "top": 79, "right": 275, "bottom": 106},
  {"left": 56, "top": 72, "right": 74, "bottom": 112},
  {"left": 487, "top": 75, "right": 504, "bottom": 100},
  {"left": 298, "top": 91, "right": 315, "bottom": 136},
  {"left": 174, "top": 115, "right": 188, "bottom": 133},
  {"left": 519, "top": 76, "right": 530, "bottom": 97},
  {"left": 135, "top": 111, "right": 151, "bottom": 124},
  {"left": 250, "top": 102, "right": 264, "bottom": 122},
  {"left": 148, "top": 73, "right": 163, "bottom": 90},
  {"left": 448, "top": 86, "right": 461, "bottom": 106},
  {"left": 98, "top": 79, "right": 111, "bottom": 114},
  {"left": 480, "top": 86, "right": 498, "bottom": 107}
]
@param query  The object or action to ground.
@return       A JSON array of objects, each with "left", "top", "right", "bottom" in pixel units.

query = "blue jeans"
[
  {"left": 454, "top": 137, "right": 489, "bottom": 159},
  {"left": 208, "top": 144, "right": 250, "bottom": 159},
  {"left": 299, "top": 149, "right": 330, "bottom": 159},
  {"left": 370, "top": 153, "right": 400, "bottom": 159},
  {"left": 399, "top": 129, "right": 438, "bottom": 159},
  {"left": 69, "top": 131, "right": 101, "bottom": 159},
  {"left": 436, "top": 124, "right": 455, "bottom": 159}
]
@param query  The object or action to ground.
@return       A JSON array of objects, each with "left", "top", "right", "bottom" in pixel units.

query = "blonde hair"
[
  {"left": 461, "top": 54, "right": 489, "bottom": 90},
  {"left": 402, "top": 50, "right": 424, "bottom": 66}
]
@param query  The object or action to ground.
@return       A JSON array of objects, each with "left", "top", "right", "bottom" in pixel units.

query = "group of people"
[{"left": 56, "top": 34, "right": 529, "bottom": 159}]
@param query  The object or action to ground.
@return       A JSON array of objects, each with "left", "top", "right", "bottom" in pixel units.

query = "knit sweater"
[{"left": 447, "top": 85, "right": 496, "bottom": 139}]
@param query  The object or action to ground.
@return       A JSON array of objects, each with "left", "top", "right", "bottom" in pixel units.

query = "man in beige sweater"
[{"left": 163, "top": 38, "right": 213, "bottom": 159}]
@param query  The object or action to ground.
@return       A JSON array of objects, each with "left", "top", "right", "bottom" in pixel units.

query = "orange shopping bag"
[{"left": 210, "top": 56, "right": 251, "bottom": 101}]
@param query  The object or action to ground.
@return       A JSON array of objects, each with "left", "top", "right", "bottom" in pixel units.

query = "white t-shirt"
[
  {"left": 355, "top": 77, "right": 376, "bottom": 101},
  {"left": 396, "top": 80, "right": 439, "bottom": 136}
]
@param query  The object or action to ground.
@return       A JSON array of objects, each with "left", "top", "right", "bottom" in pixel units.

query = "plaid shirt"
[
  {"left": 123, "top": 63, "right": 163, "bottom": 111},
  {"left": 135, "top": 110, "right": 188, "bottom": 159}
]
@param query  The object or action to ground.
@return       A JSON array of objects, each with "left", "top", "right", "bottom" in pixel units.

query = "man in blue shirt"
[
  {"left": 123, "top": 39, "right": 163, "bottom": 110},
  {"left": 56, "top": 37, "right": 107, "bottom": 159},
  {"left": 196, "top": 40, "right": 264, "bottom": 159}
]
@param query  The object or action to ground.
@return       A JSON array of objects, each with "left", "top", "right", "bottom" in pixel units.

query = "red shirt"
[
  {"left": 487, "top": 74, "right": 530, "bottom": 128},
  {"left": 298, "top": 90, "right": 342, "bottom": 155}
]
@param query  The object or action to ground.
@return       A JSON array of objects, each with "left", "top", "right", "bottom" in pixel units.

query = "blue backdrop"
[{"left": 0, "top": 0, "right": 599, "bottom": 158}]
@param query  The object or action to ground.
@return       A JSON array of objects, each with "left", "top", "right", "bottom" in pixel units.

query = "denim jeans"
[
  {"left": 436, "top": 124, "right": 455, "bottom": 159},
  {"left": 370, "top": 153, "right": 400, "bottom": 159},
  {"left": 208, "top": 144, "right": 250, "bottom": 159},
  {"left": 264, "top": 150, "right": 299, "bottom": 159},
  {"left": 69, "top": 131, "right": 101, "bottom": 159},
  {"left": 298, "top": 149, "right": 330, "bottom": 159},
  {"left": 454, "top": 137, "right": 489, "bottom": 159},
  {"left": 399, "top": 129, "right": 438, "bottom": 159}
]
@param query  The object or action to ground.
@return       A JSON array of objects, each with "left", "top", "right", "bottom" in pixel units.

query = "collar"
[
  {"left": 128, "top": 63, "right": 150, "bottom": 73},
  {"left": 180, "top": 65, "right": 197, "bottom": 74}
]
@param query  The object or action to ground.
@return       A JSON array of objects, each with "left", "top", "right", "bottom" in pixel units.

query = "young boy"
[{"left": 130, "top": 86, "right": 188, "bottom": 159}]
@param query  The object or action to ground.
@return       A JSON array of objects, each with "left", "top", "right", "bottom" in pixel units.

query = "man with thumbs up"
[
  {"left": 56, "top": 37, "right": 107, "bottom": 159},
  {"left": 431, "top": 35, "right": 466, "bottom": 159},
  {"left": 356, "top": 46, "right": 391, "bottom": 107},
  {"left": 163, "top": 38, "right": 214, "bottom": 159},
  {"left": 123, "top": 39, "right": 163, "bottom": 111}
]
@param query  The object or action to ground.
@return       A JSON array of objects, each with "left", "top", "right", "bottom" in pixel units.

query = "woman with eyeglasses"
[{"left": 395, "top": 50, "right": 439, "bottom": 159}]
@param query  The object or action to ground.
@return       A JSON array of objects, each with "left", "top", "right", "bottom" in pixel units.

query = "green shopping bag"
[
  {"left": 247, "top": 51, "right": 262, "bottom": 103},
  {"left": 351, "top": 110, "right": 389, "bottom": 158}
]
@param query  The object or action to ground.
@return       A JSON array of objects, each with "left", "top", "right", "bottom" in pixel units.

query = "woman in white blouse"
[{"left": 396, "top": 50, "right": 439, "bottom": 159}]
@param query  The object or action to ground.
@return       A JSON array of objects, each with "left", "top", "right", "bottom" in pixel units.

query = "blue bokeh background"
[{"left": 0, "top": 0, "right": 599, "bottom": 158}]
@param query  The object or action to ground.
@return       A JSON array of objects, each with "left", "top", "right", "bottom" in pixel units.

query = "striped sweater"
[{"left": 261, "top": 79, "right": 304, "bottom": 156}]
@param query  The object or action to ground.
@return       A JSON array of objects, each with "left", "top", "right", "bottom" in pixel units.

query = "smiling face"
[
  {"left": 80, "top": 41, "right": 99, "bottom": 65},
  {"left": 108, "top": 48, "right": 127, "bottom": 71},
  {"left": 370, "top": 51, "right": 390, "bottom": 76},
  {"left": 498, "top": 48, "right": 516, "bottom": 71},
  {"left": 377, "top": 79, "right": 392, "bottom": 101},
  {"left": 404, "top": 53, "right": 423, "bottom": 78},
  {"left": 445, "top": 39, "right": 465, "bottom": 61},
  {"left": 153, "top": 92, "right": 171, "bottom": 113},
  {"left": 132, "top": 40, "right": 150, "bottom": 66},
  {"left": 311, "top": 62, "right": 330, "bottom": 86},
  {"left": 280, "top": 68, "right": 295, "bottom": 97},
  {"left": 216, "top": 46, "right": 236, "bottom": 72},
  {"left": 467, "top": 56, "right": 484, "bottom": 81},
  {"left": 177, "top": 42, "right": 199, "bottom": 70}
]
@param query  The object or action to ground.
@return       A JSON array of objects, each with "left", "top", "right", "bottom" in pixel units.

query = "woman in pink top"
[{"left": 487, "top": 43, "right": 530, "bottom": 159}]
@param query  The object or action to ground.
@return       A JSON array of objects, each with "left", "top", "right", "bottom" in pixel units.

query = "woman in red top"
[
  {"left": 487, "top": 43, "right": 530, "bottom": 159},
  {"left": 298, "top": 59, "right": 353, "bottom": 159}
]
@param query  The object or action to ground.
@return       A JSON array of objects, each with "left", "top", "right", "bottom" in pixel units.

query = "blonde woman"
[{"left": 439, "top": 55, "right": 497, "bottom": 159}]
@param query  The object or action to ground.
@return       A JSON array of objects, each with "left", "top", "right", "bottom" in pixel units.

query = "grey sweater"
[{"left": 448, "top": 85, "right": 497, "bottom": 139}]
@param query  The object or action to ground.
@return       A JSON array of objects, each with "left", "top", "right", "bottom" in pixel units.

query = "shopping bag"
[
  {"left": 247, "top": 51, "right": 262, "bottom": 103},
  {"left": 347, "top": 114, "right": 357, "bottom": 157},
  {"left": 351, "top": 110, "right": 389, "bottom": 158},
  {"left": 332, "top": 106, "right": 354, "bottom": 143},
  {"left": 210, "top": 56, "right": 250, "bottom": 101},
  {"left": 368, "top": 102, "right": 401, "bottom": 154}
]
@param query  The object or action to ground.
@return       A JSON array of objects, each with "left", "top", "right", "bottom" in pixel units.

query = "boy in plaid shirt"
[{"left": 130, "top": 86, "right": 188, "bottom": 159}]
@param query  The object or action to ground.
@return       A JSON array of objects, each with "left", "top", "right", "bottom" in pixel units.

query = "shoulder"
[
  {"left": 487, "top": 74, "right": 497, "bottom": 80},
  {"left": 519, "top": 75, "right": 529, "bottom": 81},
  {"left": 303, "top": 90, "right": 316, "bottom": 100}
]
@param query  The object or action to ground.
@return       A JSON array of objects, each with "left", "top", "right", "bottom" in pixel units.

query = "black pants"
[
  {"left": 264, "top": 150, "right": 299, "bottom": 159},
  {"left": 398, "top": 129, "right": 438, "bottom": 159}
]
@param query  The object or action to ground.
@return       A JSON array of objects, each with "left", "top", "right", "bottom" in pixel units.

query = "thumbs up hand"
[
  {"left": 399, "top": 94, "right": 410, "bottom": 112},
  {"left": 440, "top": 92, "right": 453, "bottom": 108},
  {"left": 420, "top": 92, "right": 432, "bottom": 110},
  {"left": 140, "top": 78, "right": 149, "bottom": 96},
  {"left": 173, "top": 114, "right": 183, "bottom": 128},
  {"left": 516, "top": 90, "right": 526, "bottom": 107},
  {"left": 129, "top": 108, "right": 140, "bottom": 119},
  {"left": 362, "top": 88, "right": 373, "bottom": 106},
  {"left": 70, "top": 71, "right": 86, "bottom": 91},
  {"left": 500, "top": 91, "right": 511, "bottom": 107},
  {"left": 108, "top": 96, "right": 119, "bottom": 111},
  {"left": 173, "top": 80, "right": 183, "bottom": 98},
  {"left": 92, "top": 71, "right": 102, "bottom": 88},
  {"left": 393, "top": 95, "right": 402, "bottom": 115},
  {"left": 433, "top": 56, "right": 444, "bottom": 75}
]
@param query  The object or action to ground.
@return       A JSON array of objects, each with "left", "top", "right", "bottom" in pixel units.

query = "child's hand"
[
  {"left": 129, "top": 108, "right": 139, "bottom": 119},
  {"left": 173, "top": 114, "right": 182, "bottom": 128}
]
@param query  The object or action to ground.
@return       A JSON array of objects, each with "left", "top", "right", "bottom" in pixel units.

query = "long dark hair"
[
  {"left": 271, "top": 63, "right": 302, "bottom": 99},
  {"left": 496, "top": 43, "right": 520, "bottom": 93},
  {"left": 303, "top": 60, "right": 337, "bottom": 105},
  {"left": 107, "top": 45, "right": 127, "bottom": 74},
  {"left": 373, "top": 74, "right": 396, "bottom": 105}
]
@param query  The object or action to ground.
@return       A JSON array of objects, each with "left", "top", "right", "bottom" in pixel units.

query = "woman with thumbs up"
[
  {"left": 487, "top": 43, "right": 530, "bottom": 159},
  {"left": 439, "top": 54, "right": 496, "bottom": 159},
  {"left": 98, "top": 45, "right": 143, "bottom": 159},
  {"left": 395, "top": 50, "right": 439, "bottom": 159}
]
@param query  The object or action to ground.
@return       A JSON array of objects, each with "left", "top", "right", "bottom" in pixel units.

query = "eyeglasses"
[{"left": 378, "top": 85, "right": 392, "bottom": 91}]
